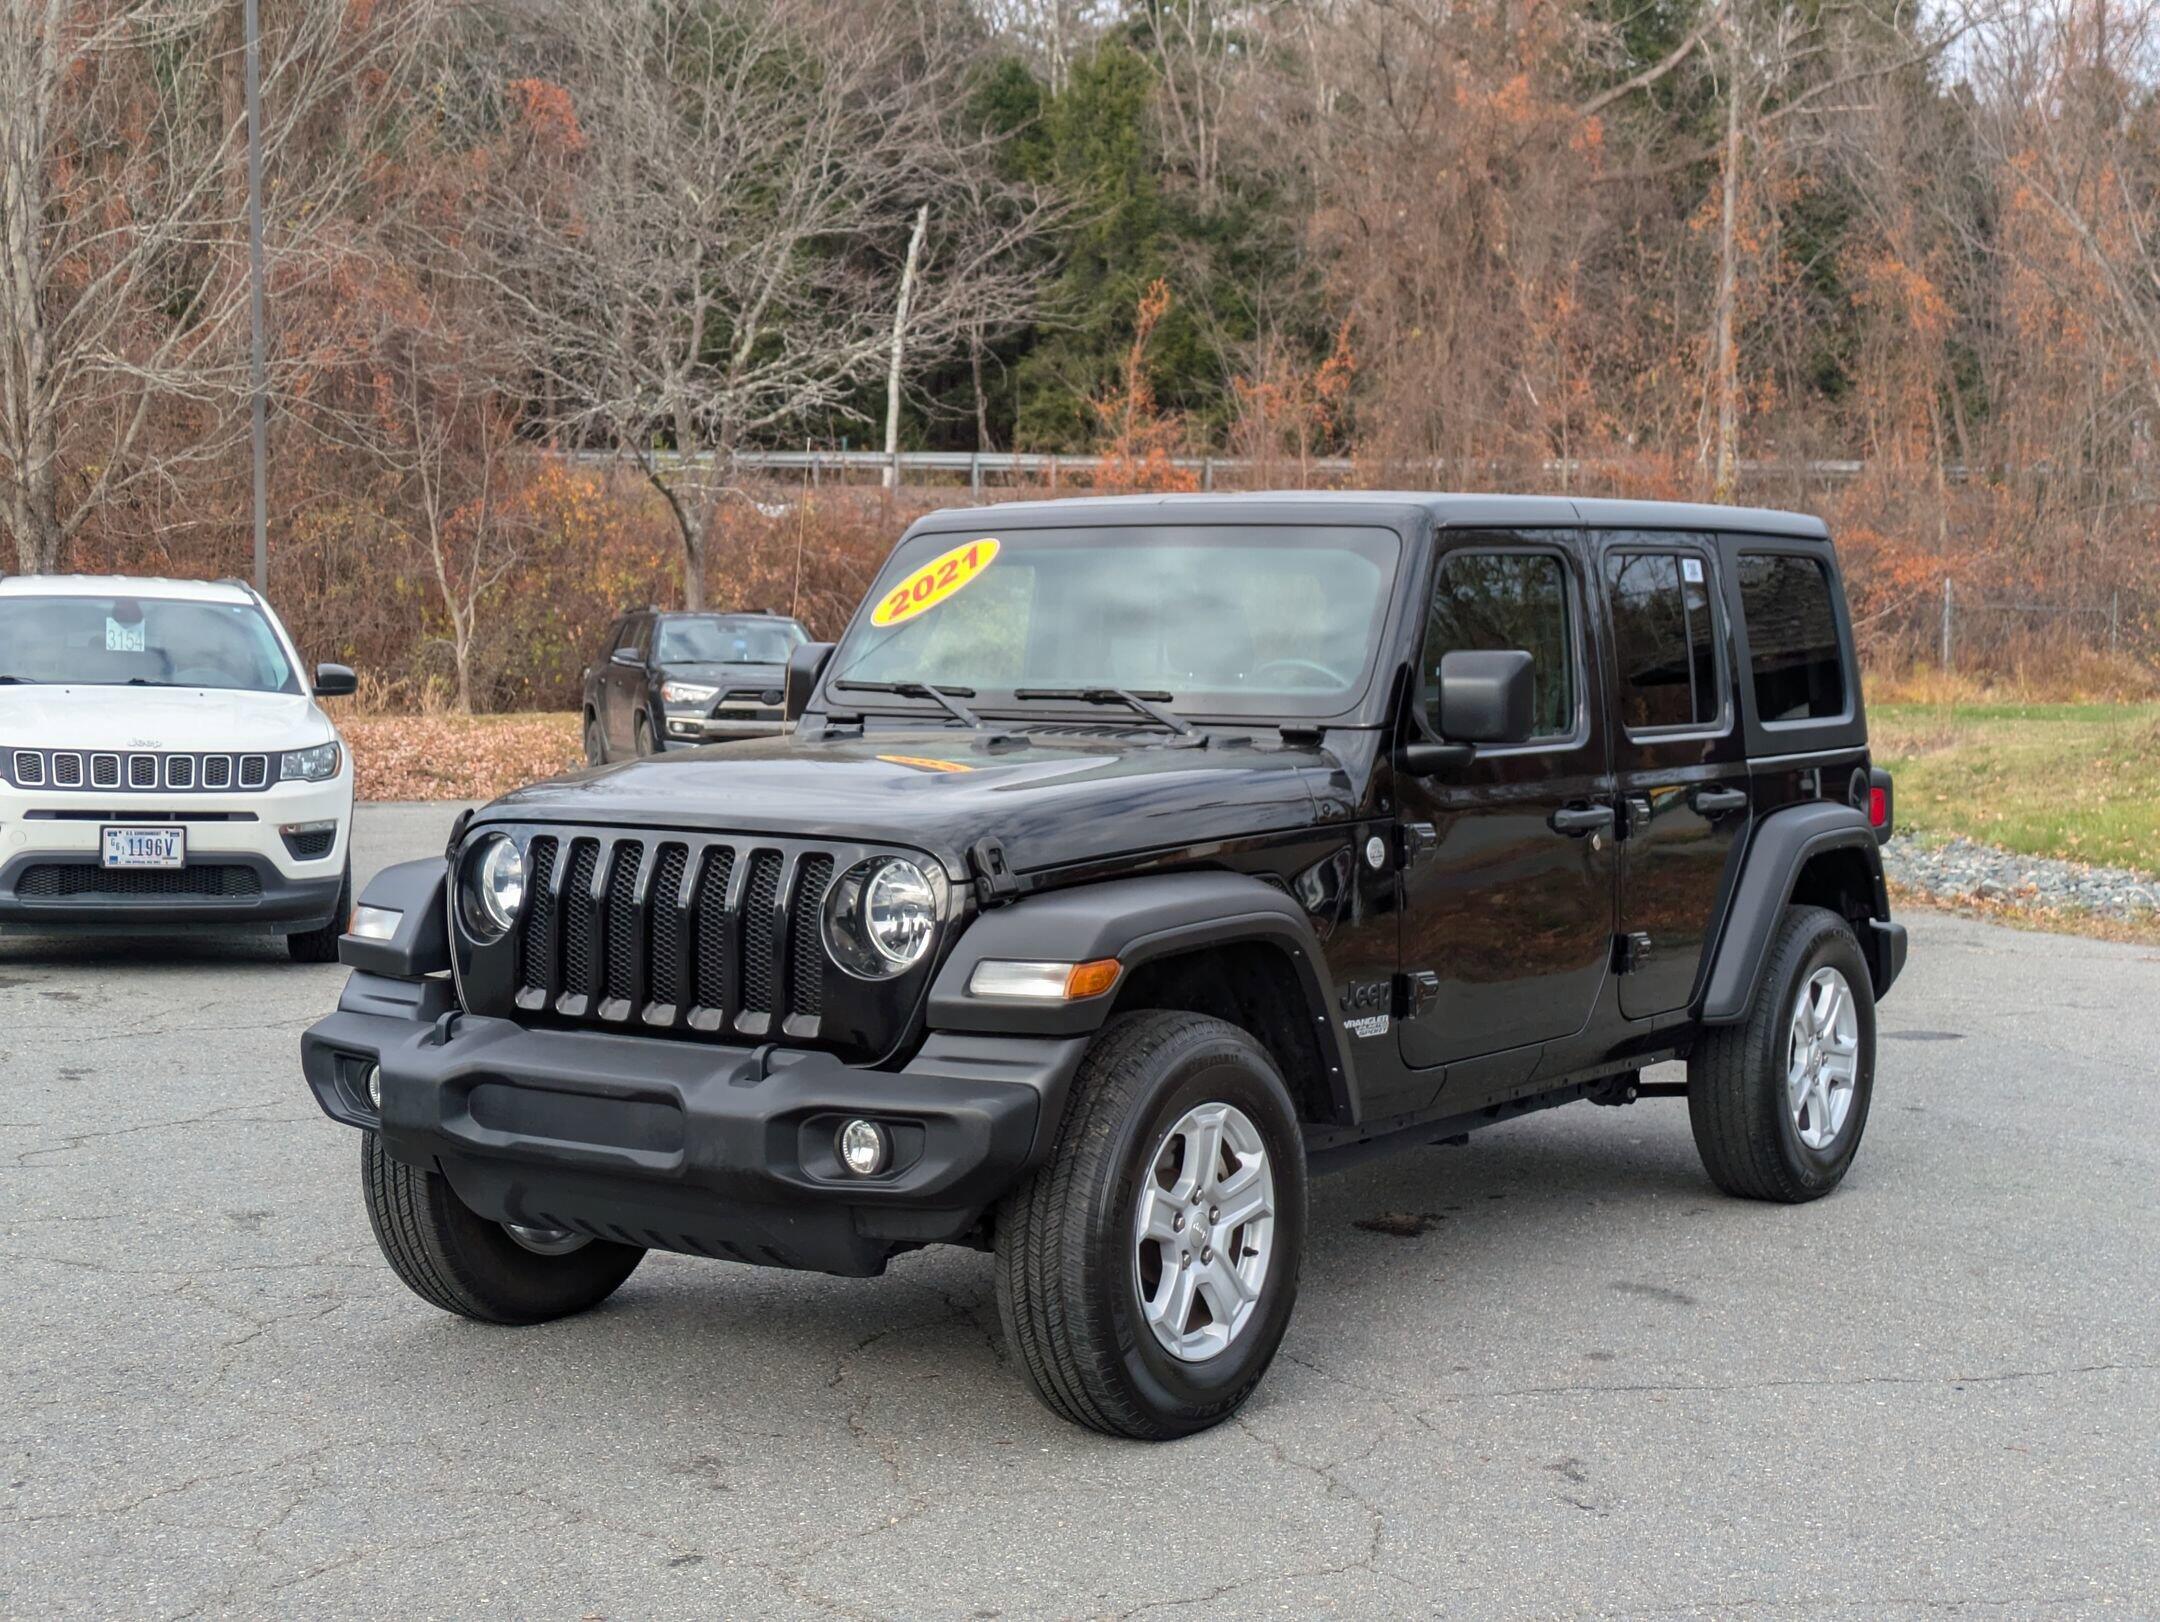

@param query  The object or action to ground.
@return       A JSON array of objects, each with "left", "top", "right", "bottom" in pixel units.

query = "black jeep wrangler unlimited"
[{"left": 302, "top": 494, "right": 1905, "bottom": 1439}]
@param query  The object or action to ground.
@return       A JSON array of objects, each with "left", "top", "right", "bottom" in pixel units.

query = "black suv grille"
[{"left": 512, "top": 833, "right": 839, "bottom": 1039}]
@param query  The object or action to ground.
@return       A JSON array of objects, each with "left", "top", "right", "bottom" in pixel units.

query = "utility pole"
[
  {"left": 245, "top": 0, "right": 268, "bottom": 592},
  {"left": 882, "top": 203, "right": 929, "bottom": 493}
]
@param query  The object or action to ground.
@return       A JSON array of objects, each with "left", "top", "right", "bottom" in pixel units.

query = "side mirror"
[
  {"left": 610, "top": 647, "right": 645, "bottom": 669},
  {"left": 313, "top": 662, "right": 357, "bottom": 698},
  {"left": 784, "top": 640, "right": 835, "bottom": 723},
  {"left": 1438, "top": 648, "right": 1536, "bottom": 744},
  {"left": 1396, "top": 649, "right": 1537, "bottom": 777}
]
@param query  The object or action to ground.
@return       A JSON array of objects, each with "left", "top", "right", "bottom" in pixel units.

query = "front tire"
[
  {"left": 1688, "top": 904, "right": 1876, "bottom": 1202},
  {"left": 634, "top": 713, "right": 657, "bottom": 757},
  {"left": 583, "top": 709, "right": 606, "bottom": 766},
  {"left": 361, "top": 1132, "right": 644, "bottom": 1324},
  {"left": 994, "top": 1011, "right": 1308, "bottom": 1440}
]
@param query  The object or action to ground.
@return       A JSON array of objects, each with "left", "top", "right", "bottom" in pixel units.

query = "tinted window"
[
  {"left": 1606, "top": 551, "right": 1720, "bottom": 731},
  {"left": 657, "top": 617, "right": 807, "bottom": 664},
  {"left": 1421, "top": 549, "right": 1575, "bottom": 739},
  {"left": 1738, "top": 552, "right": 1845, "bottom": 722}
]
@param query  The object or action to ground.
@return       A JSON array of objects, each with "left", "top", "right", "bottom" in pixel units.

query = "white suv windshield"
[
  {"left": 0, "top": 595, "right": 298, "bottom": 693},
  {"left": 832, "top": 524, "right": 1403, "bottom": 719}
]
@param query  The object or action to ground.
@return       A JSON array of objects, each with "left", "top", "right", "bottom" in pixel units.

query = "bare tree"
[
  {"left": 0, "top": 0, "right": 431, "bottom": 575},
  {"left": 485, "top": 0, "right": 1058, "bottom": 608}
]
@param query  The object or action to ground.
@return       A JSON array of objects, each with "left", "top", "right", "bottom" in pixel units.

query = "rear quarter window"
[{"left": 1736, "top": 552, "right": 1846, "bottom": 723}]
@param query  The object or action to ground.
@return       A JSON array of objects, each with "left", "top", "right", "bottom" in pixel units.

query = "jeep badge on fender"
[{"left": 301, "top": 493, "right": 1905, "bottom": 1441}]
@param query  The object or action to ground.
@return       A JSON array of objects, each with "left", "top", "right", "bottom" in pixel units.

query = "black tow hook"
[{"left": 428, "top": 1010, "right": 462, "bottom": 1046}]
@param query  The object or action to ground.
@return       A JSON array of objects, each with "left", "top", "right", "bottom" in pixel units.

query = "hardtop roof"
[{"left": 909, "top": 490, "right": 1831, "bottom": 541}]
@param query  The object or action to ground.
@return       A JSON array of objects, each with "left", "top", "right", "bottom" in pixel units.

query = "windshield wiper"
[
  {"left": 0, "top": 674, "right": 35, "bottom": 684},
  {"left": 831, "top": 679, "right": 986, "bottom": 729},
  {"left": 1012, "top": 687, "right": 1198, "bottom": 740}
]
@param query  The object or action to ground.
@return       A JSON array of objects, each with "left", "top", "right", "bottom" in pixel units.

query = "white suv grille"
[{"left": 5, "top": 748, "right": 278, "bottom": 793}]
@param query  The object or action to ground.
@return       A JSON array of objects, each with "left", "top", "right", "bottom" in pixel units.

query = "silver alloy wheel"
[
  {"left": 1132, "top": 1101, "right": 1277, "bottom": 1363},
  {"left": 1787, "top": 965, "right": 1861, "bottom": 1151},
  {"left": 502, "top": 1221, "right": 591, "bottom": 1257}
]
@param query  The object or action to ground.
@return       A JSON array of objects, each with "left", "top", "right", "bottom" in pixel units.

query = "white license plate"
[{"left": 101, "top": 826, "right": 185, "bottom": 868}]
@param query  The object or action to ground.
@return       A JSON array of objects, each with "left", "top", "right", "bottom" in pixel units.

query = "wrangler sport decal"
[{"left": 870, "top": 537, "right": 1000, "bottom": 628}]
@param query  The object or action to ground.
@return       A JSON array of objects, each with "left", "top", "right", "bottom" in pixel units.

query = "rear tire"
[
  {"left": 286, "top": 864, "right": 351, "bottom": 964},
  {"left": 361, "top": 1132, "right": 644, "bottom": 1324},
  {"left": 1688, "top": 904, "right": 1876, "bottom": 1202},
  {"left": 994, "top": 1011, "right": 1307, "bottom": 1440}
]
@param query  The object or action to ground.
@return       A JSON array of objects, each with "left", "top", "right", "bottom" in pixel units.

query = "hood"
[
  {"left": 0, "top": 685, "right": 330, "bottom": 751},
  {"left": 481, "top": 727, "right": 1348, "bottom": 874}
]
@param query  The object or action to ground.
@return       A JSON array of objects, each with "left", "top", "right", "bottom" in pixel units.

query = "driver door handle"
[
  {"left": 1691, "top": 786, "right": 1750, "bottom": 817},
  {"left": 1548, "top": 804, "right": 1615, "bottom": 837}
]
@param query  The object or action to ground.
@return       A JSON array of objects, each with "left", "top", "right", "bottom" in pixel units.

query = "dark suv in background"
[{"left": 581, "top": 609, "right": 809, "bottom": 762}]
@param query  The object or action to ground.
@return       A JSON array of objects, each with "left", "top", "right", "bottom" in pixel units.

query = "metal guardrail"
[{"left": 568, "top": 446, "right": 1910, "bottom": 493}]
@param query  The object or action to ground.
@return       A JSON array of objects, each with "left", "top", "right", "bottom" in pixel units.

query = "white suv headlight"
[
  {"left": 661, "top": 680, "right": 719, "bottom": 707},
  {"left": 280, "top": 741, "right": 342, "bottom": 782}
]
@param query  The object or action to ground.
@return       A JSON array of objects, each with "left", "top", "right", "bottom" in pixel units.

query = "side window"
[
  {"left": 604, "top": 619, "right": 630, "bottom": 655},
  {"left": 1421, "top": 549, "right": 1576, "bottom": 741},
  {"left": 631, "top": 617, "right": 655, "bottom": 661},
  {"left": 1605, "top": 549, "right": 1721, "bottom": 732},
  {"left": 1737, "top": 552, "right": 1845, "bottom": 722}
]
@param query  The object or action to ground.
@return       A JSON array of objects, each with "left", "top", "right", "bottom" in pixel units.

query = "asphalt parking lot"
[{"left": 5, "top": 802, "right": 2157, "bottom": 1618}]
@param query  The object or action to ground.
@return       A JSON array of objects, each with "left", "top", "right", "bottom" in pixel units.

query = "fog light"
[
  {"left": 362, "top": 1062, "right": 382, "bottom": 1111},
  {"left": 837, "top": 1118, "right": 890, "bottom": 1178}
]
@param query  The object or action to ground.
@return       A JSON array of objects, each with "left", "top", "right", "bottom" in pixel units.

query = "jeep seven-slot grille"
[
  {"left": 4, "top": 748, "right": 275, "bottom": 793},
  {"left": 511, "top": 833, "right": 840, "bottom": 1039}
]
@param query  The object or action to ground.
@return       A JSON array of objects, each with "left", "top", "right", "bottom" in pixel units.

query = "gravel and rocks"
[{"left": 1885, "top": 833, "right": 2160, "bottom": 922}]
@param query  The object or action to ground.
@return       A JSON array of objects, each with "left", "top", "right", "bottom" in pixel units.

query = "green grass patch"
[{"left": 1871, "top": 703, "right": 2160, "bottom": 876}]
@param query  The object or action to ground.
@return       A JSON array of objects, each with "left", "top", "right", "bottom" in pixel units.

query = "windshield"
[
  {"left": 656, "top": 617, "right": 806, "bottom": 665},
  {"left": 830, "top": 525, "right": 1402, "bottom": 719},
  {"left": 0, "top": 594, "right": 298, "bottom": 693}
]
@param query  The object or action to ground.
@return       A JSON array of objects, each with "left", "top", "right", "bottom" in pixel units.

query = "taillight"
[{"left": 1866, "top": 768, "right": 1894, "bottom": 842}]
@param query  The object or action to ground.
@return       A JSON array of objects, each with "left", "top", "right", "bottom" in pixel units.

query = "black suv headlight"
[
  {"left": 823, "top": 856, "right": 939, "bottom": 977},
  {"left": 459, "top": 832, "right": 526, "bottom": 939}
]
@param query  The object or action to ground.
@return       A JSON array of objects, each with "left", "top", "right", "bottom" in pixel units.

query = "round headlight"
[
  {"left": 864, "top": 859, "right": 936, "bottom": 967},
  {"left": 824, "top": 856, "right": 939, "bottom": 977},
  {"left": 464, "top": 834, "right": 525, "bottom": 938}
]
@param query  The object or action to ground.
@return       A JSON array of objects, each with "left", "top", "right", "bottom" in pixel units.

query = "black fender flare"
[
  {"left": 926, "top": 872, "right": 1358, "bottom": 1122},
  {"left": 1700, "top": 801, "right": 1899, "bottom": 1024},
  {"left": 338, "top": 857, "right": 451, "bottom": 978}
]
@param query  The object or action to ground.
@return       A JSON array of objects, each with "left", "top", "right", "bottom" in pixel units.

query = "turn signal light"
[
  {"left": 1064, "top": 958, "right": 1121, "bottom": 999},
  {"left": 968, "top": 957, "right": 1123, "bottom": 1002}
]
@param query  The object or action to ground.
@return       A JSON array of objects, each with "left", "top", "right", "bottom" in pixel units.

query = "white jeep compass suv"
[{"left": 0, "top": 575, "right": 357, "bottom": 960}]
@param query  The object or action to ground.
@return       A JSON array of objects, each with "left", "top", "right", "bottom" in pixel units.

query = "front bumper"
[
  {"left": 661, "top": 709, "right": 789, "bottom": 746},
  {"left": 0, "top": 774, "right": 351, "bottom": 934},
  {"left": 302, "top": 974, "right": 1088, "bottom": 1275}
]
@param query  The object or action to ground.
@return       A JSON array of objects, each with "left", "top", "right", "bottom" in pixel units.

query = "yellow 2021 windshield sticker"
[{"left": 870, "top": 537, "right": 1000, "bottom": 628}]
